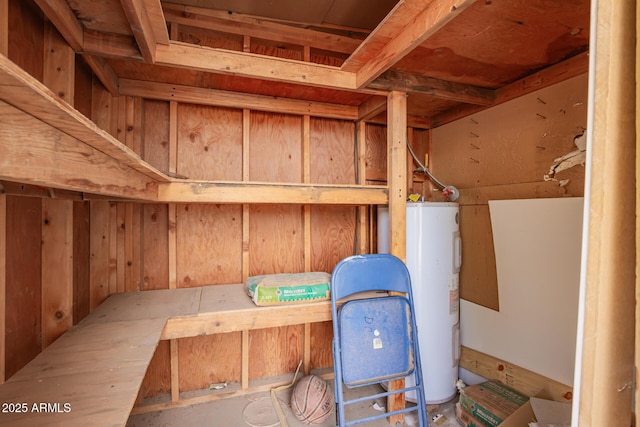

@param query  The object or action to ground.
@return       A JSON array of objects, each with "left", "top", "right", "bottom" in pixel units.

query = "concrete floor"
[{"left": 127, "top": 382, "right": 462, "bottom": 427}]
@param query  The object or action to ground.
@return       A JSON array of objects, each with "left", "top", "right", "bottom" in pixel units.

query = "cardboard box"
[
  {"left": 458, "top": 381, "right": 529, "bottom": 427},
  {"left": 245, "top": 272, "right": 331, "bottom": 306},
  {"left": 499, "top": 397, "right": 572, "bottom": 427},
  {"left": 456, "top": 402, "right": 488, "bottom": 427}
]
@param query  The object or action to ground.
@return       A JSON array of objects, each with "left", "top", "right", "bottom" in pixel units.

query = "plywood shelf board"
[{"left": 0, "top": 54, "right": 170, "bottom": 184}]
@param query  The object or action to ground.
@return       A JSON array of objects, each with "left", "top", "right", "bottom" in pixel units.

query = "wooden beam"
[
  {"left": 120, "top": 0, "right": 160, "bottom": 62},
  {"left": 162, "top": 4, "right": 361, "bottom": 55},
  {"left": 82, "top": 55, "right": 119, "bottom": 95},
  {"left": 577, "top": 0, "right": 636, "bottom": 425},
  {"left": 460, "top": 347, "right": 573, "bottom": 403},
  {"left": 343, "top": 0, "right": 477, "bottom": 87},
  {"left": 154, "top": 42, "right": 357, "bottom": 90},
  {"left": 430, "top": 52, "right": 589, "bottom": 128},
  {"left": 144, "top": 0, "right": 170, "bottom": 45},
  {"left": 357, "top": 96, "right": 387, "bottom": 121},
  {"left": 0, "top": 55, "right": 169, "bottom": 182},
  {"left": 118, "top": 79, "right": 358, "bottom": 120},
  {"left": 83, "top": 29, "right": 142, "bottom": 60},
  {"left": 386, "top": 90, "right": 407, "bottom": 423},
  {"left": 157, "top": 181, "right": 388, "bottom": 205},
  {"left": 369, "top": 70, "right": 496, "bottom": 106},
  {"left": 33, "top": 0, "right": 84, "bottom": 51}
]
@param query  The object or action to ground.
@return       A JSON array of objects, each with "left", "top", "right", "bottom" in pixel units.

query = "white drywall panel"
[{"left": 460, "top": 197, "right": 584, "bottom": 386}]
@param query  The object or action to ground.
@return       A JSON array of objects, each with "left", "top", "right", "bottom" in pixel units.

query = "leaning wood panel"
[
  {"left": 0, "top": 101, "right": 158, "bottom": 200},
  {"left": 176, "top": 204, "right": 243, "bottom": 287},
  {"left": 177, "top": 103, "right": 243, "bottom": 181},
  {"left": 41, "top": 199, "right": 74, "bottom": 349},
  {"left": 458, "top": 205, "right": 499, "bottom": 311},
  {"left": 5, "top": 196, "right": 41, "bottom": 380}
]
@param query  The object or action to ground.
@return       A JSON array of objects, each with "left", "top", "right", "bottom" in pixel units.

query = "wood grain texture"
[
  {"left": 142, "top": 204, "right": 169, "bottom": 291},
  {"left": 5, "top": 196, "right": 42, "bottom": 379},
  {"left": 177, "top": 104, "right": 243, "bottom": 181},
  {"left": 176, "top": 204, "right": 243, "bottom": 287}
]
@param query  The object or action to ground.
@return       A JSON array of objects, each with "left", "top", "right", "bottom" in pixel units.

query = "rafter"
[
  {"left": 162, "top": 3, "right": 361, "bottom": 55},
  {"left": 343, "top": 0, "right": 477, "bottom": 88},
  {"left": 33, "top": 0, "right": 83, "bottom": 51},
  {"left": 120, "top": 0, "right": 160, "bottom": 62}
]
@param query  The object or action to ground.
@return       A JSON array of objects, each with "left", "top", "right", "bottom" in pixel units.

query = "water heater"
[{"left": 378, "top": 202, "right": 462, "bottom": 404}]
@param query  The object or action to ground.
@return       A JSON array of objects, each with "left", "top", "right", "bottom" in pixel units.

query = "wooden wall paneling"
[
  {"left": 365, "top": 123, "right": 388, "bottom": 183},
  {"left": 142, "top": 204, "right": 169, "bottom": 291},
  {"left": 73, "top": 201, "right": 90, "bottom": 324},
  {"left": 143, "top": 100, "right": 170, "bottom": 173},
  {"left": 116, "top": 203, "right": 126, "bottom": 293},
  {"left": 43, "top": 21, "right": 74, "bottom": 106},
  {"left": 178, "top": 333, "right": 242, "bottom": 391},
  {"left": 302, "top": 115, "right": 311, "bottom": 374},
  {"left": 8, "top": 0, "right": 43, "bottom": 82},
  {"left": 176, "top": 204, "right": 243, "bottom": 288},
  {"left": 0, "top": 0, "right": 7, "bottom": 56},
  {"left": 41, "top": 199, "right": 73, "bottom": 349},
  {"left": 91, "top": 76, "right": 114, "bottom": 136},
  {"left": 176, "top": 104, "right": 243, "bottom": 181},
  {"left": 242, "top": 109, "right": 250, "bottom": 388},
  {"left": 0, "top": 194, "right": 5, "bottom": 383},
  {"left": 356, "top": 121, "right": 369, "bottom": 255},
  {"left": 89, "top": 200, "right": 111, "bottom": 310},
  {"left": 73, "top": 57, "right": 93, "bottom": 119},
  {"left": 108, "top": 202, "right": 118, "bottom": 295},
  {"left": 5, "top": 196, "right": 42, "bottom": 379},
  {"left": 249, "top": 112, "right": 303, "bottom": 183},
  {"left": 248, "top": 325, "right": 304, "bottom": 380},
  {"left": 140, "top": 340, "right": 171, "bottom": 399}
]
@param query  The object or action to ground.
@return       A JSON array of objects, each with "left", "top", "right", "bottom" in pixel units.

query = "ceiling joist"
[
  {"left": 342, "top": 0, "right": 478, "bottom": 87},
  {"left": 162, "top": 3, "right": 362, "bottom": 55}
]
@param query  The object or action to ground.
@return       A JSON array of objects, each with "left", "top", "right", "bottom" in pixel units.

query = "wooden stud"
[
  {"left": 577, "top": 0, "right": 636, "bottom": 425},
  {"left": 357, "top": 121, "right": 368, "bottom": 254},
  {"left": 242, "top": 109, "right": 250, "bottom": 282},
  {"left": 168, "top": 101, "right": 178, "bottom": 289},
  {"left": 241, "top": 330, "right": 249, "bottom": 389},
  {"left": 386, "top": 90, "right": 407, "bottom": 424},
  {"left": 41, "top": 199, "right": 73, "bottom": 349},
  {"left": 170, "top": 339, "right": 179, "bottom": 402},
  {"left": 108, "top": 203, "right": 118, "bottom": 295}
]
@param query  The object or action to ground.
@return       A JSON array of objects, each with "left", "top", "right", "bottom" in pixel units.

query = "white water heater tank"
[{"left": 378, "top": 202, "right": 462, "bottom": 404}]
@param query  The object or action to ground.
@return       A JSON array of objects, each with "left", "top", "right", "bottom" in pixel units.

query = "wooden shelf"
[
  {"left": 0, "top": 54, "right": 389, "bottom": 206},
  {"left": 0, "top": 284, "right": 334, "bottom": 425}
]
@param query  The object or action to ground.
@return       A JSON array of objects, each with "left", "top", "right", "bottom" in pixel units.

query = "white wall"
[{"left": 460, "top": 197, "right": 583, "bottom": 386}]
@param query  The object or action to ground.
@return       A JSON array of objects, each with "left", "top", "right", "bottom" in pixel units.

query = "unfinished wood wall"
[{"left": 431, "top": 74, "right": 588, "bottom": 311}]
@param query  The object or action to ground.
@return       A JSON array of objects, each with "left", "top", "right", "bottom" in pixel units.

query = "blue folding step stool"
[{"left": 331, "top": 254, "right": 429, "bottom": 426}]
